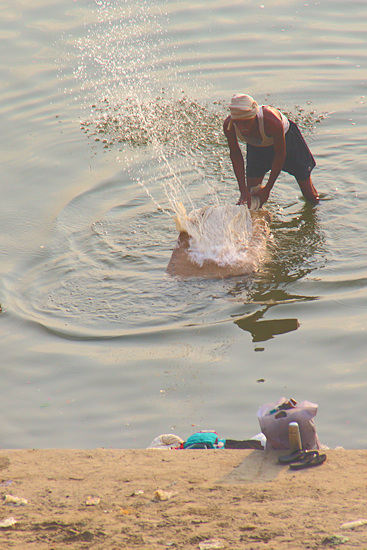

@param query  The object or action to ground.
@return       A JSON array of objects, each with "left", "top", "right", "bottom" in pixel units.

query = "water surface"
[{"left": 1, "top": 0, "right": 367, "bottom": 449}]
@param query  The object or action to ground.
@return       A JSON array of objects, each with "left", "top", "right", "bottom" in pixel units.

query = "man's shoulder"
[
  {"left": 263, "top": 106, "right": 285, "bottom": 135},
  {"left": 263, "top": 105, "right": 283, "bottom": 120}
]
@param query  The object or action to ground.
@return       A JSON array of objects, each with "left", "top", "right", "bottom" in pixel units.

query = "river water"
[{"left": 1, "top": 0, "right": 366, "bottom": 449}]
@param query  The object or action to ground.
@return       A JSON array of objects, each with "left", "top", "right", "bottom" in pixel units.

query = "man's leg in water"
[{"left": 296, "top": 176, "right": 319, "bottom": 205}]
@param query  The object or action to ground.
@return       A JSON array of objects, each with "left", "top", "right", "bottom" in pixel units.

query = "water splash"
[
  {"left": 70, "top": 0, "right": 326, "bottom": 276},
  {"left": 80, "top": 94, "right": 225, "bottom": 150},
  {"left": 167, "top": 203, "right": 270, "bottom": 279},
  {"left": 73, "top": 0, "right": 172, "bottom": 101},
  {"left": 174, "top": 203, "right": 254, "bottom": 267}
]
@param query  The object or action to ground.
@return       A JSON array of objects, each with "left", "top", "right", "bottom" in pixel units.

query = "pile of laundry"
[
  {"left": 147, "top": 397, "right": 320, "bottom": 452},
  {"left": 147, "top": 431, "right": 265, "bottom": 450}
]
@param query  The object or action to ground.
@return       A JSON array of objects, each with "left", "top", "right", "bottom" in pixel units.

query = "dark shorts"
[{"left": 246, "top": 120, "right": 316, "bottom": 181}]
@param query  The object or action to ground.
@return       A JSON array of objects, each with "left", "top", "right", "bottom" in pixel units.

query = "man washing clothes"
[{"left": 223, "top": 94, "right": 319, "bottom": 208}]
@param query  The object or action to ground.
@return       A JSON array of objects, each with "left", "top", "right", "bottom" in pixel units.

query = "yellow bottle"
[{"left": 288, "top": 422, "right": 302, "bottom": 452}]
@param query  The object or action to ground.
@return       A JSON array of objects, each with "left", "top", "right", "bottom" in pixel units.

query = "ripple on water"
[{"left": 5, "top": 162, "right": 263, "bottom": 339}]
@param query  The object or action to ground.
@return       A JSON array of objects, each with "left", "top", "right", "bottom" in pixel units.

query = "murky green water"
[{"left": 1, "top": 0, "right": 366, "bottom": 449}]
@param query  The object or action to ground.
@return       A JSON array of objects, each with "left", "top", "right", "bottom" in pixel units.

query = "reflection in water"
[
  {"left": 229, "top": 203, "right": 325, "bottom": 299},
  {"left": 235, "top": 308, "right": 299, "bottom": 343},
  {"left": 267, "top": 203, "right": 326, "bottom": 285},
  {"left": 7, "top": 174, "right": 325, "bottom": 339},
  {"left": 231, "top": 204, "right": 324, "bottom": 342}
]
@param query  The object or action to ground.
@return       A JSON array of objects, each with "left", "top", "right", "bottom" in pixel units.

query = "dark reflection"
[
  {"left": 229, "top": 203, "right": 325, "bottom": 299},
  {"left": 266, "top": 202, "right": 326, "bottom": 284},
  {"left": 235, "top": 307, "right": 299, "bottom": 342},
  {"left": 231, "top": 203, "right": 325, "bottom": 342}
]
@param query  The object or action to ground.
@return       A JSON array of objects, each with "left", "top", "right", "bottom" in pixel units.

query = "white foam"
[{"left": 173, "top": 203, "right": 263, "bottom": 268}]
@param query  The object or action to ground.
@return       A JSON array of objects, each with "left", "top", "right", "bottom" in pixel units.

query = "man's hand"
[
  {"left": 251, "top": 185, "right": 270, "bottom": 206},
  {"left": 237, "top": 190, "right": 252, "bottom": 208}
]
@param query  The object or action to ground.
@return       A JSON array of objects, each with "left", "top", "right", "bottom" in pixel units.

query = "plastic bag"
[
  {"left": 257, "top": 397, "right": 320, "bottom": 450},
  {"left": 146, "top": 434, "right": 184, "bottom": 450}
]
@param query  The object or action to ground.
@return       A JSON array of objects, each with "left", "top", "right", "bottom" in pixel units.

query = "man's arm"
[
  {"left": 252, "top": 108, "right": 286, "bottom": 205},
  {"left": 223, "top": 116, "right": 251, "bottom": 207},
  {"left": 258, "top": 133, "right": 286, "bottom": 203}
]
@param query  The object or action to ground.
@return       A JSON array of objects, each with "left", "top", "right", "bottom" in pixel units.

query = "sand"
[{"left": 0, "top": 448, "right": 366, "bottom": 549}]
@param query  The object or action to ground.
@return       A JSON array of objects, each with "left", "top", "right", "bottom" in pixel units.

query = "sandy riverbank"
[{"left": 0, "top": 449, "right": 366, "bottom": 549}]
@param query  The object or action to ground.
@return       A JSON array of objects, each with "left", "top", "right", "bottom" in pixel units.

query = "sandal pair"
[{"left": 278, "top": 449, "right": 326, "bottom": 470}]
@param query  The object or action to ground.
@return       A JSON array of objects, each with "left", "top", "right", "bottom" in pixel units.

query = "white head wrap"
[{"left": 229, "top": 94, "right": 259, "bottom": 120}]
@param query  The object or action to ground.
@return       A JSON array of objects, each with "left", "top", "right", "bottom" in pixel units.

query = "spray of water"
[
  {"left": 174, "top": 203, "right": 254, "bottom": 267},
  {"left": 72, "top": 0, "right": 325, "bottom": 270}
]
